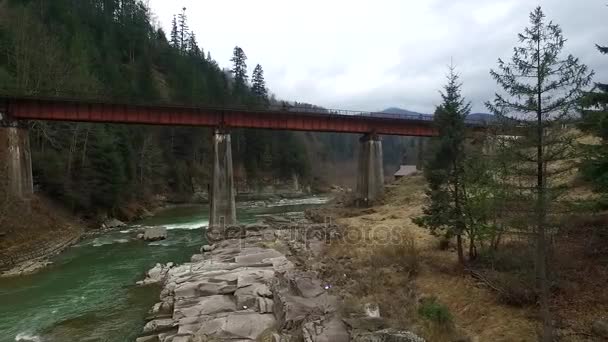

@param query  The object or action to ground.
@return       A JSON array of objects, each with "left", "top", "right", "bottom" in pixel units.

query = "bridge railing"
[
  {"left": 257, "top": 103, "right": 490, "bottom": 126},
  {"left": 0, "top": 89, "right": 492, "bottom": 127}
]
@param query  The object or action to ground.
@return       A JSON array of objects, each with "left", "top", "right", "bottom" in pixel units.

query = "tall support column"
[
  {"left": 356, "top": 133, "right": 384, "bottom": 207},
  {"left": 209, "top": 129, "right": 237, "bottom": 228},
  {"left": 0, "top": 111, "right": 33, "bottom": 199}
]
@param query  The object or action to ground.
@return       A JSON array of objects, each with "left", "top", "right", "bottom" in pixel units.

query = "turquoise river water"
[{"left": 0, "top": 196, "right": 328, "bottom": 342}]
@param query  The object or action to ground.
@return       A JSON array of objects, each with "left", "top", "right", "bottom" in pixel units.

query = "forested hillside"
[
  {"left": 0, "top": 0, "right": 315, "bottom": 216},
  {"left": 0, "top": 0, "right": 417, "bottom": 218}
]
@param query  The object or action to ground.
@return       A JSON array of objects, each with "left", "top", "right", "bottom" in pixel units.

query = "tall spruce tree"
[
  {"left": 486, "top": 7, "right": 593, "bottom": 341},
  {"left": 251, "top": 64, "right": 268, "bottom": 104},
  {"left": 187, "top": 31, "right": 201, "bottom": 57},
  {"left": 413, "top": 65, "right": 470, "bottom": 265},
  {"left": 178, "top": 7, "right": 189, "bottom": 53},
  {"left": 580, "top": 44, "right": 608, "bottom": 208},
  {"left": 170, "top": 15, "right": 179, "bottom": 48},
  {"left": 230, "top": 46, "right": 248, "bottom": 97}
]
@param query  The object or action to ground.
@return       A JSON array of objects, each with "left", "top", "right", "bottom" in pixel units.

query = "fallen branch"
[{"left": 465, "top": 267, "right": 507, "bottom": 296}]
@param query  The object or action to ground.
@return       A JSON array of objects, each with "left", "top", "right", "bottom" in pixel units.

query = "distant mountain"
[
  {"left": 381, "top": 107, "right": 429, "bottom": 117},
  {"left": 467, "top": 112, "right": 496, "bottom": 123},
  {"left": 380, "top": 107, "right": 495, "bottom": 123}
]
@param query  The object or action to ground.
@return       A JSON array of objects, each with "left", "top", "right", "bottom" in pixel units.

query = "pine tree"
[
  {"left": 178, "top": 7, "right": 189, "bottom": 53},
  {"left": 170, "top": 15, "right": 179, "bottom": 48},
  {"left": 580, "top": 44, "right": 608, "bottom": 208},
  {"left": 486, "top": 7, "right": 593, "bottom": 341},
  {"left": 187, "top": 31, "right": 201, "bottom": 57},
  {"left": 230, "top": 46, "right": 248, "bottom": 97},
  {"left": 413, "top": 65, "right": 470, "bottom": 265},
  {"left": 251, "top": 64, "right": 268, "bottom": 104}
]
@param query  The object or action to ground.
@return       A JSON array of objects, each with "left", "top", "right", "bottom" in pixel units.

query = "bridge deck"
[{"left": 1, "top": 97, "right": 487, "bottom": 136}]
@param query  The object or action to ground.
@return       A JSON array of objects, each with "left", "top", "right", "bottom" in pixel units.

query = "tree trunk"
[
  {"left": 456, "top": 234, "right": 465, "bottom": 265},
  {"left": 536, "top": 38, "right": 553, "bottom": 342},
  {"left": 468, "top": 234, "right": 477, "bottom": 260}
]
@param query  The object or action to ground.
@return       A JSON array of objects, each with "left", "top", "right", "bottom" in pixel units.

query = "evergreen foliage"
[
  {"left": 170, "top": 15, "right": 179, "bottom": 48},
  {"left": 230, "top": 46, "right": 248, "bottom": 98},
  {"left": 251, "top": 64, "right": 269, "bottom": 105},
  {"left": 414, "top": 65, "right": 471, "bottom": 264},
  {"left": 486, "top": 7, "right": 593, "bottom": 341},
  {"left": 580, "top": 44, "right": 608, "bottom": 208},
  {"left": 0, "top": 0, "right": 313, "bottom": 215},
  {"left": 178, "top": 7, "right": 189, "bottom": 53}
]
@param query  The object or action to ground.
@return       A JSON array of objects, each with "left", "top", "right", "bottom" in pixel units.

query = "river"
[{"left": 0, "top": 196, "right": 329, "bottom": 342}]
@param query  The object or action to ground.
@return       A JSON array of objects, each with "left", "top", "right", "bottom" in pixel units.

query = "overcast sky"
[{"left": 147, "top": 0, "right": 607, "bottom": 113}]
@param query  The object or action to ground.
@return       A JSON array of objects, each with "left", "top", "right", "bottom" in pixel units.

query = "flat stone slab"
[
  {"left": 291, "top": 273, "right": 325, "bottom": 298},
  {"left": 195, "top": 312, "right": 276, "bottom": 340},
  {"left": 138, "top": 235, "right": 348, "bottom": 342},
  {"left": 174, "top": 295, "right": 236, "bottom": 319},
  {"left": 234, "top": 250, "right": 283, "bottom": 264}
]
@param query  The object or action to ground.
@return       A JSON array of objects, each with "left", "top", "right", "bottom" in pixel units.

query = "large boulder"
[
  {"left": 142, "top": 227, "right": 168, "bottom": 241},
  {"left": 137, "top": 262, "right": 174, "bottom": 286},
  {"left": 103, "top": 218, "right": 127, "bottom": 229}
]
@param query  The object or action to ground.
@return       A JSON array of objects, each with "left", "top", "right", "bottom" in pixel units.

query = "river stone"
[
  {"left": 173, "top": 295, "right": 237, "bottom": 319},
  {"left": 143, "top": 318, "right": 176, "bottom": 334},
  {"left": 138, "top": 263, "right": 174, "bottom": 285},
  {"left": 235, "top": 283, "right": 272, "bottom": 309},
  {"left": 143, "top": 227, "right": 167, "bottom": 241},
  {"left": 364, "top": 303, "right": 381, "bottom": 318},
  {"left": 195, "top": 312, "right": 276, "bottom": 340},
  {"left": 258, "top": 297, "right": 274, "bottom": 313},
  {"left": 105, "top": 218, "right": 127, "bottom": 229},
  {"left": 303, "top": 317, "right": 349, "bottom": 342},
  {"left": 148, "top": 264, "right": 163, "bottom": 279},
  {"left": 201, "top": 244, "right": 216, "bottom": 253},
  {"left": 274, "top": 289, "right": 318, "bottom": 330},
  {"left": 291, "top": 273, "right": 325, "bottom": 298}
]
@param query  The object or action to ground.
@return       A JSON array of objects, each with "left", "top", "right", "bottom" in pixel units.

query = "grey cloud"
[{"left": 149, "top": 0, "right": 608, "bottom": 114}]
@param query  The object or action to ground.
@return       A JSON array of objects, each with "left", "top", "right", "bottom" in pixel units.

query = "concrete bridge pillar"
[
  {"left": 0, "top": 112, "right": 33, "bottom": 199},
  {"left": 356, "top": 133, "right": 384, "bottom": 207},
  {"left": 209, "top": 129, "right": 237, "bottom": 228}
]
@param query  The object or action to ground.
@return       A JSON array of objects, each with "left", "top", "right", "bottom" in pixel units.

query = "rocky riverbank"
[
  {"left": 136, "top": 216, "right": 426, "bottom": 342},
  {"left": 0, "top": 228, "right": 83, "bottom": 278}
]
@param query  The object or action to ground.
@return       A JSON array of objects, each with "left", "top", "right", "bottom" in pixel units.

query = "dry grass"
[
  {"left": 550, "top": 228, "right": 608, "bottom": 340},
  {"left": 318, "top": 174, "right": 538, "bottom": 341},
  {"left": 314, "top": 168, "right": 608, "bottom": 341}
]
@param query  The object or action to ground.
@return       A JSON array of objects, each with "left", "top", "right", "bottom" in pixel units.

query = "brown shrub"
[
  {"left": 483, "top": 269, "right": 538, "bottom": 307},
  {"left": 469, "top": 243, "right": 541, "bottom": 307}
]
